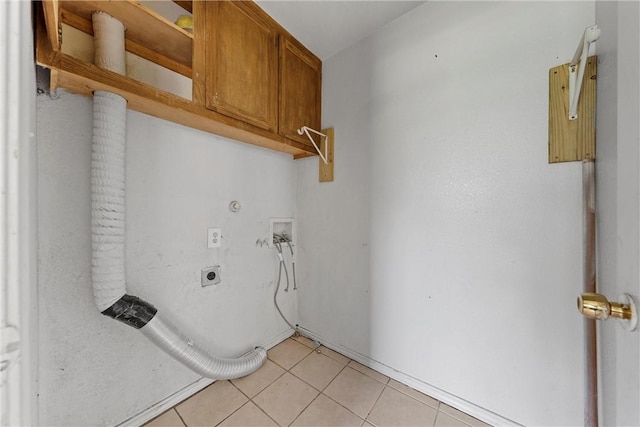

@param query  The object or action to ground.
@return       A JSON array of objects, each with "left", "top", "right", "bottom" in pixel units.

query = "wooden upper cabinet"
[
  {"left": 37, "top": 0, "right": 320, "bottom": 158},
  {"left": 205, "top": 1, "right": 278, "bottom": 132},
  {"left": 279, "top": 37, "right": 322, "bottom": 147}
]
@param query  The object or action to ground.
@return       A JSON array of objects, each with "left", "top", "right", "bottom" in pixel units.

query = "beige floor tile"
[
  {"left": 387, "top": 379, "right": 439, "bottom": 408},
  {"left": 367, "top": 387, "right": 437, "bottom": 427},
  {"left": 231, "top": 359, "right": 285, "bottom": 398},
  {"left": 291, "top": 351, "right": 346, "bottom": 390},
  {"left": 144, "top": 409, "right": 185, "bottom": 427},
  {"left": 439, "top": 404, "right": 491, "bottom": 427},
  {"left": 291, "top": 394, "right": 363, "bottom": 427},
  {"left": 268, "top": 339, "right": 314, "bottom": 370},
  {"left": 253, "top": 372, "right": 319, "bottom": 426},
  {"left": 348, "top": 361, "right": 389, "bottom": 384},
  {"left": 176, "top": 381, "right": 247, "bottom": 427},
  {"left": 324, "top": 367, "right": 386, "bottom": 418},
  {"left": 363, "top": 423, "right": 375, "bottom": 427},
  {"left": 318, "top": 346, "right": 351, "bottom": 365},
  {"left": 218, "top": 402, "right": 278, "bottom": 427},
  {"left": 291, "top": 334, "right": 319, "bottom": 350},
  {"left": 435, "top": 411, "right": 470, "bottom": 427}
]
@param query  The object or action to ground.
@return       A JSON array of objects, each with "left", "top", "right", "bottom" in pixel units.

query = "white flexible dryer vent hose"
[{"left": 90, "top": 12, "right": 266, "bottom": 379}]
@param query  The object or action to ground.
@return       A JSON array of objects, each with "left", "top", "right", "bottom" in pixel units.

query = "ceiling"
[{"left": 255, "top": 1, "right": 426, "bottom": 60}]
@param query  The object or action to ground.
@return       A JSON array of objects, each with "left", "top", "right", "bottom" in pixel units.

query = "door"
[
  {"left": 592, "top": 2, "right": 640, "bottom": 426},
  {"left": 205, "top": 1, "right": 278, "bottom": 132},
  {"left": 1, "top": 0, "right": 36, "bottom": 425},
  {"left": 279, "top": 36, "right": 321, "bottom": 147}
]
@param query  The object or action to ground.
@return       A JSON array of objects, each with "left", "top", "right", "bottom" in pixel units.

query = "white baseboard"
[
  {"left": 116, "top": 329, "right": 294, "bottom": 427},
  {"left": 296, "top": 327, "right": 519, "bottom": 427},
  {"left": 117, "top": 377, "right": 215, "bottom": 427}
]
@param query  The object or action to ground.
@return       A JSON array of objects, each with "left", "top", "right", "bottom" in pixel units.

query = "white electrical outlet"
[{"left": 207, "top": 228, "right": 221, "bottom": 248}]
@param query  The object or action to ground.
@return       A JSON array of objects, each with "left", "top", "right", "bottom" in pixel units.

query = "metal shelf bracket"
[
  {"left": 298, "top": 126, "right": 329, "bottom": 164},
  {"left": 569, "top": 25, "right": 600, "bottom": 120}
]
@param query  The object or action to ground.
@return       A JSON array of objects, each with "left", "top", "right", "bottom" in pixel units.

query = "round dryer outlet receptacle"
[{"left": 201, "top": 266, "right": 221, "bottom": 287}]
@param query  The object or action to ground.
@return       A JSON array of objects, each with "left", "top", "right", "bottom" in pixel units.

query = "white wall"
[
  {"left": 296, "top": 2, "right": 595, "bottom": 425},
  {"left": 36, "top": 92, "right": 297, "bottom": 426},
  {"left": 595, "top": 2, "right": 640, "bottom": 426}
]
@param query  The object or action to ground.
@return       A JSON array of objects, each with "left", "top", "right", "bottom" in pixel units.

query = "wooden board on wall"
[
  {"left": 548, "top": 56, "right": 597, "bottom": 163},
  {"left": 319, "top": 127, "right": 334, "bottom": 182}
]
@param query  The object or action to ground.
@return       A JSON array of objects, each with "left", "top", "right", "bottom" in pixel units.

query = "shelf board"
[{"left": 59, "top": 0, "right": 192, "bottom": 76}]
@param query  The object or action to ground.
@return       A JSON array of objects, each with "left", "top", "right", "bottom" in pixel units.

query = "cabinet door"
[
  {"left": 206, "top": 1, "right": 278, "bottom": 132},
  {"left": 279, "top": 37, "right": 322, "bottom": 146}
]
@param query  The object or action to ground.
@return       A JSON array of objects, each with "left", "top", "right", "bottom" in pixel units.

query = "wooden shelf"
[{"left": 59, "top": 0, "right": 193, "bottom": 77}]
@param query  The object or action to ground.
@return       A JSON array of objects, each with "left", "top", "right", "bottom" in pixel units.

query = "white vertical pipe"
[
  {"left": 92, "top": 12, "right": 125, "bottom": 74},
  {"left": 91, "top": 12, "right": 128, "bottom": 311}
]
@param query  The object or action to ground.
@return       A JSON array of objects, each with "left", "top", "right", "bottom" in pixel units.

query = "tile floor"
[{"left": 145, "top": 336, "right": 492, "bottom": 427}]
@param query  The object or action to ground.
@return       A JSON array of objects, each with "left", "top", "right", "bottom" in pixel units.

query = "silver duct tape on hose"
[
  {"left": 90, "top": 11, "right": 266, "bottom": 378},
  {"left": 141, "top": 315, "right": 268, "bottom": 379}
]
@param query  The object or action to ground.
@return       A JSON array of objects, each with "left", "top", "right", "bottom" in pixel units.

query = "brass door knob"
[{"left": 577, "top": 292, "right": 638, "bottom": 331}]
